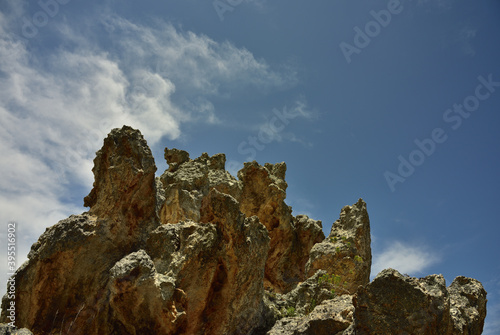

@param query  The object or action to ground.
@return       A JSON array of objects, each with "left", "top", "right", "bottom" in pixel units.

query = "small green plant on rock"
[
  {"left": 318, "top": 273, "right": 349, "bottom": 298},
  {"left": 354, "top": 255, "right": 363, "bottom": 263},
  {"left": 286, "top": 306, "right": 296, "bottom": 317},
  {"left": 308, "top": 298, "right": 317, "bottom": 314}
]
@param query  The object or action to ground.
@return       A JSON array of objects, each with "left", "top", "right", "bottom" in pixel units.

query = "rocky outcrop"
[
  {"left": 159, "top": 149, "right": 324, "bottom": 293},
  {"left": 0, "top": 126, "right": 487, "bottom": 335},
  {"left": 305, "top": 199, "right": 371, "bottom": 295},
  {"left": 0, "top": 324, "right": 33, "bottom": 334},
  {"left": 83, "top": 125, "right": 158, "bottom": 234},
  {"left": 352, "top": 268, "right": 487, "bottom": 335},
  {"left": 267, "top": 295, "right": 354, "bottom": 335}
]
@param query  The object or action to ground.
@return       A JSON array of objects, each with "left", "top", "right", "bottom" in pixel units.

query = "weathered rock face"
[
  {"left": 237, "top": 162, "right": 325, "bottom": 293},
  {"left": 305, "top": 199, "right": 371, "bottom": 295},
  {"left": 0, "top": 126, "right": 487, "bottom": 335},
  {"left": 353, "top": 268, "right": 487, "bottom": 335},
  {"left": 84, "top": 125, "right": 158, "bottom": 233},
  {"left": 448, "top": 276, "right": 488, "bottom": 335},
  {"left": 267, "top": 295, "right": 354, "bottom": 335},
  {"left": 159, "top": 150, "right": 324, "bottom": 293},
  {"left": 0, "top": 323, "right": 33, "bottom": 334},
  {"left": 159, "top": 148, "right": 239, "bottom": 224}
]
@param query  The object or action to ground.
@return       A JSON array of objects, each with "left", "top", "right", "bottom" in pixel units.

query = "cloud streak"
[{"left": 0, "top": 4, "right": 299, "bottom": 297}]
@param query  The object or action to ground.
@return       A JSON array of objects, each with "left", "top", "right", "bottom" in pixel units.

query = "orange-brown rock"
[
  {"left": 84, "top": 125, "right": 158, "bottom": 231},
  {"left": 237, "top": 162, "right": 325, "bottom": 293},
  {"left": 0, "top": 126, "right": 487, "bottom": 335},
  {"left": 0, "top": 126, "right": 322, "bottom": 334},
  {"left": 158, "top": 154, "right": 324, "bottom": 293}
]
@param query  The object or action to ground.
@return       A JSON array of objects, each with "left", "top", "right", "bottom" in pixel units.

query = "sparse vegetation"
[
  {"left": 286, "top": 306, "right": 296, "bottom": 317},
  {"left": 317, "top": 272, "right": 350, "bottom": 298},
  {"left": 308, "top": 298, "right": 317, "bottom": 314},
  {"left": 318, "top": 273, "right": 342, "bottom": 285}
]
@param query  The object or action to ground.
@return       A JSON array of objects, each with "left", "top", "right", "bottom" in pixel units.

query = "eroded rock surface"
[
  {"left": 306, "top": 199, "right": 371, "bottom": 295},
  {"left": 0, "top": 126, "right": 487, "bottom": 335},
  {"left": 159, "top": 150, "right": 324, "bottom": 293},
  {"left": 267, "top": 295, "right": 354, "bottom": 335},
  {"left": 353, "top": 268, "right": 487, "bottom": 335}
]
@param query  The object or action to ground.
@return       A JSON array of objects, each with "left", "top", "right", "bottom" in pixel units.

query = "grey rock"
[
  {"left": 0, "top": 324, "right": 33, "bottom": 335},
  {"left": 353, "top": 268, "right": 487, "bottom": 335},
  {"left": 0, "top": 126, "right": 487, "bottom": 335},
  {"left": 267, "top": 295, "right": 354, "bottom": 335},
  {"left": 306, "top": 199, "right": 371, "bottom": 295},
  {"left": 448, "top": 276, "right": 488, "bottom": 335}
]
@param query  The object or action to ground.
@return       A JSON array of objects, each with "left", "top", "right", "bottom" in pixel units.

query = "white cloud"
[
  {"left": 253, "top": 99, "right": 317, "bottom": 142},
  {"left": 0, "top": 4, "right": 298, "bottom": 301},
  {"left": 372, "top": 241, "right": 441, "bottom": 277},
  {"left": 100, "top": 14, "right": 296, "bottom": 99}
]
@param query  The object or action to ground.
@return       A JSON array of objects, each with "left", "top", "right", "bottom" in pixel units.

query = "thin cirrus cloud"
[{"left": 371, "top": 241, "right": 441, "bottom": 277}]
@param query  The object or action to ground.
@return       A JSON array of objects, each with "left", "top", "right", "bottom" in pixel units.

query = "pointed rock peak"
[
  {"left": 334, "top": 198, "right": 369, "bottom": 233},
  {"left": 84, "top": 125, "right": 157, "bottom": 223},
  {"left": 193, "top": 152, "right": 226, "bottom": 170},
  {"left": 165, "top": 147, "right": 190, "bottom": 171}
]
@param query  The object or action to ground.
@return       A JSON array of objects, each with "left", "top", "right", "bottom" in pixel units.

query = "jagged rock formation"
[
  {"left": 159, "top": 150, "right": 324, "bottom": 293},
  {"left": 0, "top": 126, "right": 487, "bottom": 334},
  {"left": 351, "top": 268, "right": 488, "bottom": 335},
  {"left": 267, "top": 295, "right": 354, "bottom": 335},
  {"left": 305, "top": 199, "right": 371, "bottom": 295}
]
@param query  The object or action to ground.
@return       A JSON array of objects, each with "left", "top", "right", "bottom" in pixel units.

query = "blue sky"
[{"left": 0, "top": 0, "right": 499, "bottom": 332}]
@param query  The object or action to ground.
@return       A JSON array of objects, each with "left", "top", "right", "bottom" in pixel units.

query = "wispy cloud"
[
  {"left": 437, "top": 23, "right": 477, "bottom": 58},
  {"left": 0, "top": 3, "right": 299, "bottom": 297},
  {"left": 253, "top": 98, "right": 318, "bottom": 142},
  {"left": 372, "top": 241, "right": 441, "bottom": 277},
  {"left": 99, "top": 14, "right": 297, "bottom": 98}
]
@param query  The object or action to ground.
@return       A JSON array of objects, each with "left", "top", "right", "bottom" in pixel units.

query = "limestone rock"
[
  {"left": 0, "top": 126, "right": 487, "bottom": 335},
  {"left": 305, "top": 199, "right": 371, "bottom": 295},
  {"left": 158, "top": 150, "right": 241, "bottom": 224},
  {"left": 448, "top": 276, "right": 488, "bottom": 334},
  {"left": 83, "top": 125, "right": 158, "bottom": 231},
  {"left": 353, "top": 268, "right": 487, "bottom": 335},
  {"left": 0, "top": 324, "right": 33, "bottom": 335},
  {"left": 145, "top": 189, "right": 271, "bottom": 334},
  {"left": 267, "top": 295, "right": 354, "bottom": 335},
  {"left": 159, "top": 153, "right": 324, "bottom": 293},
  {"left": 238, "top": 162, "right": 324, "bottom": 293}
]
